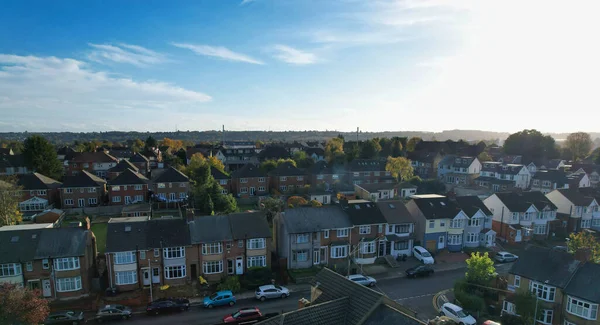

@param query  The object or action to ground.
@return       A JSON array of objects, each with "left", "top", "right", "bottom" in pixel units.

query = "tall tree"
[
  {"left": 0, "top": 283, "right": 50, "bottom": 325},
  {"left": 503, "top": 129, "right": 559, "bottom": 160},
  {"left": 378, "top": 138, "right": 392, "bottom": 157},
  {"left": 465, "top": 252, "right": 495, "bottom": 285},
  {"left": 390, "top": 137, "right": 404, "bottom": 157},
  {"left": 385, "top": 157, "right": 414, "bottom": 182},
  {"left": 145, "top": 136, "right": 157, "bottom": 149},
  {"left": 325, "top": 138, "right": 345, "bottom": 164},
  {"left": 513, "top": 290, "right": 538, "bottom": 325},
  {"left": 160, "top": 138, "right": 184, "bottom": 151},
  {"left": 260, "top": 160, "right": 278, "bottom": 173},
  {"left": 23, "top": 135, "right": 63, "bottom": 180},
  {"left": 260, "top": 197, "right": 285, "bottom": 224},
  {"left": 208, "top": 156, "right": 226, "bottom": 172},
  {"left": 359, "top": 139, "right": 382, "bottom": 159},
  {"left": 477, "top": 151, "right": 492, "bottom": 162},
  {"left": 565, "top": 132, "right": 592, "bottom": 161},
  {"left": 566, "top": 231, "right": 600, "bottom": 263},
  {"left": 131, "top": 139, "right": 145, "bottom": 152},
  {"left": 293, "top": 151, "right": 314, "bottom": 169},
  {"left": 0, "top": 178, "right": 22, "bottom": 226},
  {"left": 406, "top": 137, "right": 422, "bottom": 152}
]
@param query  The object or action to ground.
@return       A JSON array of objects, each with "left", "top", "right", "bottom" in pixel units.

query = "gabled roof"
[
  {"left": 57, "top": 146, "right": 76, "bottom": 156},
  {"left": 152, "top": 167, "right": 189, "bottom": 183},
  {"left": 108, "top": 149, "right": 133, "bottom": 159},
  {"left": 281, "top": 206, "right": 353, "bottom": 234},
  {"left": 69, "top": 151, "right": 118, "bottom": 163},
  {"left": 228, "top": 211, "right": 272, "bottom": 239},
  {"left": 231, "top": 163, "right": 267, "bottom": 178},
  {"left": 188, "top": 215, "right": 233, "bottom": 243},
  {"left": 410, "top": 195, "right": 462, "bottom": 220},
  {"left": 532, "top": 169, "right": 568, "bottom": 186},
  {"left": 0, "top": 229, "right": 43, "bottom": 263},
  {"left": 439, "top": 156, "right": 477, "bottom": 168},
  {"left": 34, "top": 228, "right": 90, "bottom": 259},
  {"left": 555, "top": 189, "right": 596, "bottom": 206},
  {"left": 268, "top": 162, "right": 305, "bottom": 177},
  {"left": 510, "top": 245, "right": 580, "bottom": 288},
  {"left": 109, "top": 168, "right": 149, "bottom": 185},
  {"left": 258, "top": 146, "right": 291, "bottom": 160},
  {"left": 211, "top": 166, "right": 230, "bottom": 180},
  {"left": 454, "top": 196, "right": 492, "bottom": 217},
  {"left": 543, "top": 159, "right": 565, "bottom": 169},
  {"left": 564, "top": 263, "right": 600, "bottom": 303},
  {"left": 17, "top": 173, "right": 62, "bottom": 190},
  {"left": 0, "top": 154, "right": 26, "bottom": 168},
  {"left": 259, "top": 297, "right": 348, "bottom": 325},
  {"left": 407, "top": 150, "right": 439, "bottom": 163},
  {"left": 62, "top": 170, "right": 107, "bottom": 188},
  {"left": 108, "top": 159, "right": 139, "bottom": 173},
  {"left": 494, "top": 192, "right": 557, "bottom": 212},
  {"left": 376, "top": 200, "right": 415, "bottom": 224},
  {"left": 305, "top": 147, "right": 325, "bottom": 156},
  {"left": 129, "top": 152, "right": 149, "bottom": 163},
  {"left": 106, "top": 217, "right": 149, "bottom": 253},
  {"left": 309, "top": 161, "right": 346, "bottom": 175},
  {"left": 570, "top": 164, "right": 600, "bottom": 175},
  {"left": 348, "top": 159, "right": 386, "bottom": 172},
  {"left": 355, "top": 183, "right": 396, "bottom": 192},
  {"left": 340, "top": 200, "right": 387, "bottom": 225},
  {"left": 146, "top": 218, "right": 190, "bottom": 249}
]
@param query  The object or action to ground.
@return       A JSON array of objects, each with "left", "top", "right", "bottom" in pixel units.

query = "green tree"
[
  {"left": 477, "top": 151, "right": 492, "bottom": 162},
  {"left": 359, "top": 139, "right": 382, "bottom": 159},
  {"left": 132, "top": 139, "right": 145, "bottom": 152},
  {"left": 23, "top": 135, "right": 63, "bottom": 179},
  {"left": 293, "top": 151, "right": 314, "bottom": 169},
  {"left": 344, "top": 142, "right": 359, "bottom": 163},
  {"left": 0, "top": 283, "right": 50, "bottom": 325},
  {"left": 325, "top": 138, "right": 345, "bottom": 163},
  {"left": 503, "top": 129, "right": 559, "bottom": 160},
  {"left": 0, "top": 178, "right": 22, "bottom": 226},
  {"left": 145, "top": 136, "right": 157, "bottom": 149},
  {"left": 390, "top": 137, "right": 404, "bottom": 157},
  {"left": 204, "top": 195, "right": 215, "bottom": 215},
  {"left": 513, "top": 290, "right": 538, "bottom": 325},
  {"left": 385, "top": 157, "right": 414, "bottom": 182},
  {"left": 406, "top": 137, "right": 422, "bottom": 152},
  {"left": 566, "top": 231, "right": 600, "bottom": 263},
  {"left": 465, "top": 252, "right": 496, "bottom": 285},
  {"left": 378, "top": 138, "right": 392, "bottom": 157},
  {"left": 565, "top": 132, "right": 592, "bottom": 161},
  {"left": 260, "top": 197, "right": 285, "bottom": 224},
  {"left": 260, "top": 160, "right": 278, "bottom": 173}
]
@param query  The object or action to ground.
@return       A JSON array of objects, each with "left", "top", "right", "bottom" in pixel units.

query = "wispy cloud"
[
  {"left": 171, "top": 43, "right": 264, "bottom": 65},
  {"left": 270, "top": 45, "right": 318, "bottom": 65},
  {"left": 240, "top": 0, "right": 255, "bottom": 5},
  {"left": 87, "top": 43, "right": 167, "bottom": 67}
]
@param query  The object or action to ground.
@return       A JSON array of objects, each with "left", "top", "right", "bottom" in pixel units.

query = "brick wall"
[
  {"left": 108, "top": 184, "right": 148, "bottom": 205},
  {"left": 60, "top": 186, "right": 105, "bottom": 208},
  {"left": 232, "top": 177, "right": 269, "bottom": 198}
]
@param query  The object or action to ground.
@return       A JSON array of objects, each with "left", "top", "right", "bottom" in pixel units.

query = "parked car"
[
  {"left": 494, "top": 252, "right": 518, "bottom": 263},
  {"left": 346, "top": 274, "right": 377, "bottom": 287},
  {"left": 43, "top": 311, "right": 85, "bottom": 325},
  {"left": 255, "top": 285, "right": 290, "bottom": 301},
  {"left": 95, "top": 304, "right": 132, "bottom": 322},
  {"left": 439, "top": 303, "right": 476, "bottom": 325},
  {"left": 203, "top": 290, "right": 236, "bottom": 309},
  {"left": 413, "top": 246, "right": 435, "bottom": 264},
  {"left": 223, "top": 307, "right": 263, "bottom": 323},
  {"left": 405, "top": 265, "right": 434, "bottom": 278},
  {"left": 146, "top": 298, "right": 190, "bottom": 315},
  {"left": 482, "top": 321, "right": 501, "bottom": 325}
]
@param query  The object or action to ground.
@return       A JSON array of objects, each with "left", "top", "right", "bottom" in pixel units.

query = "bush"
[
  {"left": 241, "top": 267, "right": 274, "bottom": 290},
  {"left": 500, "top": 313, "right": 525, "bottom": 325},
  {"left": 454, "top": 280, "right": 486, "bottom": 313},
  {"left": 217, "top": 276, "right": 241, "bottom": 293}
]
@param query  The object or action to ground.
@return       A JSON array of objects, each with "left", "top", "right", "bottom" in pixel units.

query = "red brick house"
[
  {"left": 129, "top": 153, "right": 150, "bottom": 175},
  {"left": 60, "top": 171, "right": 107, "bottom": 208},
  {"left": 17, "top": 173, "right": 62, "bottom": 216},
  {"left": 340, "top": 200, "right": 388, "bottom": 266},
  {"left": 107, "top": 159, "right": 140, "bottom": 180},
  {"left": 347, "top": 159, "right": 394, "bottom": 185},
  {"left": 268, "top": 162, "right": 306, "bottom": 194},
  {"left": 230, "top": 164, "right": 269, "bottom": 198},
  {"left": 108, "top": 169, "right": 149, "bottom": 205},
  {"left": 306, "top": 161, "right": 344, "bottom": 191},
  {"left": 151, "top": 167, "right": 189, "bottom": 203},
  {"left": 143, "top": 149, "right": 162, "bottom": 169},
  {"left": 64, "top": 151, "right": 118, "bottom": 178},
  {"left": 211, "top": 166, "right": 231, "bottom": 195}
]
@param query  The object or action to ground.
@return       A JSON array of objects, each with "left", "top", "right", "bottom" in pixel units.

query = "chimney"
[
  {"left": 186, "top": 209, "right": 195, "bottom": 222},
  {"left": 575, "top": 248, "right": 592, "bottom": 263},
  {"left": 298, "top": 298, "right": 311, "bottom": 309}
]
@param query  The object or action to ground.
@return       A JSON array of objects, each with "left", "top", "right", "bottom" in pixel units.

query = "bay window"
[
  {"left": 202, "top": 243, "right": 222, "bottom": 255},
  {"left": 202, "top": 261, "right": 222, "bottom": 274},
  {"left": 115, "top": 271, "right": 137, "bottom": 285},
  {"left": 247, "top": 238, "right": 266, "bottom": 249},
  {"left": 331, "top": 245, "right": 348, "bottom": 259},
  {"left": 360, "top": 242, "right": 375, "bottom": 254},
  {"left": 0, "top": 263, "right": 22, "bottom": 277},
  {"left": 114, "top": 252, "right": 135, "bottom": 265},
  {"left": 359, "top": 226, "right": 371, "bottom": 234},
  {"left": 336, "top": 228, "right": 349, "bottom": 237},
  {"left": 56, "top": 276, "right": 82, "bottom": 292},
  {"left": 292, "top": 250, "right": 308, "bottom": 262},
  {"left": 534, "top": 224, "right": 547, "bottom": 235},
  {"left": 165, "top": 265, "right": 186, "bottom": 278},
  {"left": 163, "top": 247, "right": 185, "bottom": 259},
  {"left": 466, "top": 233, "right": 479, "bottom": 243},
  {"left": 530, "top": 281, "right": 556, "bottom": 302},
  {"left": 394, "top": 240, "right": 409, "bottom": 250},
  {"left": 567, "top": 296, "right": 598, "bottom": 320},
  {"left": 296, "top": 234, "right": 309, "bottom": 244},
  {"left": 537, "top": 309, "right": 553, "bottom": 324},
  {"left": 447, "top": 234, "right": 462, "bottom": 245},
  {"left": 450, "top": 219, "right": 463, "bottom": 228},
  {"left": 247, "top": 256, "right": 267, "bottom": 268},
  {"left": 54, "top": 257, "right": 80, "bottom": 271}
]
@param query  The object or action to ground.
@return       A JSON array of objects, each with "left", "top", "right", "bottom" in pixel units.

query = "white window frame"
[
  {"left": 429, "top": 220, "right": 435, "bottom": 229},
  {"left": 514, "top": 275, "right": 521, "bottom": 287},
  {"left": 450, "top": 219, "right": 463, "bottom": 228},
  {"left": 247, "top": 238, "right": 266, "bottom": 249},
  {"left": 447, "top": 234, "right": 462, "bottom": 245},
  {"left": 88, "top": 198, "right": 97, "bottom": 205},
  {"left": 469, "top": 218, "right": 481, "bottom": 227},
  {"left": 359, "top": 226, "right": 371, "bottom": 234},
  {"left": 111, "top": 186, "right": 120, "bottom": 191},
  {"left": 331, "top": 245, "right": 348, "bottom": 259},
  {"left": 53, "top": 257, "right": 80, "bottom": 271},
  {"left": 153, "top": 249, "right": 159, "bottom": 257},
  {"left": 361, "top": 242, "right": 376, "bottom": 254},
  {"left": 115, "top": 270, "right": 138, "bottom": 285},
  {"left": 581, "top": 219, "right": 592, "bottom": 229},
  {"left": 258, "top": 177, "right": 265, "bottom": 182},
  {"left": 140, "top": 251, "right": 146, "bottom": 260},
  {"left": 502, "top": 300, "right": 517, "bottom": 315},
  {"left": 112, "top": 196, "right": 121, "bottom": 203},
  {"left": 296, "top": 234, "right": 309, "bottom": 244},
  {"left": 567, "top": 296, "right": 599, "bottom": 320},
  {"left": 323, "top": 230, "right": 329, "bottom": 238},
  {"left": 42, "top": 259, "right": 49, "bottom": 269},
  {"left": 530, "top": 281, "right": 556, "bottom": 302},
  {"left": 202, "top": 243, "right": 223, "bottom": 255},
  {"left": 240, "top": 187, "right": 248, "bottom": 194},
  {"left": 247, "top": 256, "right": 267, "bottom": 268},
  {"left": 203, "top": 261, "right": 223, "bottom": 275},
  {"left": 64, "top": 199, "right": 74, "bottom": 206},
  {"left": 538, "top": 309, "right": 553, "bottom": 325},
  {"left": 26, "top": 262, "right": 33, "bottom": 272},
  {"left": 534, "top": 224, "right": 547, "bottom": 235},
  {"left": 134, "top": 185, "right": 143, "bottom": 190},
  {"left": 466, "top": 232, "right": 478, "bottom": 243},
  {"left": 336, "top": 228, "right": 349, "bottom": 238},
  {"left": 0, "top": 263, "right": 22, "bottom": 277},
  {"left": 55, "top": 276, "right": 82, "bottom": 292},
  {"left": 165, "top": 265, "right": 187, "bottom": 279},
  {"left": 163, "top": 247, "right": 185, "bottom": 259},
  {"left": 114, "top": 252, "right": 135, "bottom": 265}
]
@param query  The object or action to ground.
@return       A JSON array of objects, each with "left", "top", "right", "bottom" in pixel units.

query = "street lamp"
[{"left": 148, "top": 259, "right": 153, "bottom": 302}]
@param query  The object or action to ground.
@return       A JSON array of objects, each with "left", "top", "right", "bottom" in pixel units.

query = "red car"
[{"left": 223, "top": 307, "right": 263, "bottom": 323}]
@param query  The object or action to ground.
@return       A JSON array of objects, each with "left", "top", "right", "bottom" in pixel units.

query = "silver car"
[
  {"left": 255, "top": 285, "right": 290, "bottom": 301},
  {"left": 346, "top": 274, "right": 377, "bottom": 287},
  {"left": 494, "top": 251, "right": 519, "bottom": 263}
]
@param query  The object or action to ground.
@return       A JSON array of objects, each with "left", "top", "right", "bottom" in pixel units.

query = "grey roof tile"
[
  {"left": 34, "top": 228, "right": 89, "bottom": 259},
  {"left": 376, "top": 200, "right": 415, "bottom": 224},
  {"left": 152, "top": 167, "right": 189, "bottom": 183},
  {"left": 509, "top": 245, "right": 580, "bottom": 288},
  {"left": 62, "top": 170, "right": 107, "bottom": 188},
  {"left": 228, "top": 211, "right": 272, "bottom": 239},
  {"left": 340, "top": 200, "right": 388, "bottom": 225},
  {"left": 564, "top": 263, "right": 600, "bottom": 303},
  {"left": 281, "top": 206, "right": 352, "bottom": 234},
  {"left": 108, "top": 168, "right": 149, "bottom": 185},
  {"left": 454, "top": 196, "right": 492, "bottom": 217},
  {"left": 188, "top": 215, "right": 233, "bottom": 243}
]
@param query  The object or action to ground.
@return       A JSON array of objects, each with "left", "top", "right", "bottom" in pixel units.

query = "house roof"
[
  {"left": 258, "top": 146, "right": 291, "bottom": 160},
  {"left": 106, "top": 217, "right": 148, "bottom": 253},
  {"left": 188, "top": 215, "right": 233, "bottom": 243},
  {"left": 494, "top": 192, "right": 556, "bottom": 212},
  {"left": 454, "top": 196, "right": 492, "bottom": 217},
  {"left": 564, "top": 263, "right": 600, "bottom": 303},
  {"left": 129, "top": 152, "right": 149, "bottom": 163},
  {"left": 0, "top": 229, "right": 43, "bottom": 263},
  {"left": 231, "top": 163, "right": 267, "bottom": 178},
  {"left": 473, "top": 176, "right": 514, "bottom": 185},
  {"left": 0, "top": 148, "right": 14, "bottom": 155},
  {"left": 34, "top": 228, "right": 91, "bottom": 259},
  {"left": 410, "top": 196, "right": 462, "bottom": 220},
  {"left": 532, "top": 169, "right": 568, "bottom": 186},
  {"left": 340, "top": 200, "right": 388, "bottom": 225},
  {"left": 146, "top": 218, "right": 191, "bottom": 249},
  {"left": 281, "top": 206, "right": 353, "bottom": 234},
  {"left": 348, "top": 159, "right": 386, "bottom": 172},
  {"left": 570, "top": 164, "right": 600, "bottom": 175},
  {"left": 69, "top": 151, "right": 118, "bottom": 163},
  {"left": 108, "top": 149, "right": 134, "bottom": 159},
  {"left": 362, "top": 304, "right": 424, "bottom": 325},
  {"left": 62, "top": 170, "right": 107, "bottom": 188},
  {"left": 57, "top": 146, "right": 76, "bottom": 156},
  {"left": 407, "top": 150, "right": 439, "bottom": 164},
  {"left": 305, "top": 147, "right": 325, "bottom": 156},
  {"left": 17, "top": 173, "right": 62, "bottom": 190},
  {"left": 109, "top": 168, "right": 149, "bottom": 186},
  {"left": 556, "top": 189, "right": 596, "bottom": 206},
  {"left": 355, "top": 183, "right": 396, "bottom": 192},
  {"left": 257, "top": 298, "right": 349, "bottom": 325},
  {"left": 152, "top": 167, "right": 189, "bottom": 183},
  {"left": 397, "top": 182, "right": 417, "bottom": 189},
  {"left": 121, "top": 203, "right": 151, "bottom": 213},
  {"left": 0, "top": 154, "right": 26, "bottom": 168},
  {"left": 227, "top": 211, "right": 272, "bottom": 239},
  {"left": 439, "top": 155, "right": 477, "bottom": 168},
  {"left": 509, "top": 245, "right": 580, "bottom": 288},
  {"left": 108, "top": 159, "right": 139, "bottom": 173},
  {"left": 376, "top": 200, "right": 415, "bottom": 224},
  {"left": 543, "top": 159, "right": 564, "bottom": 169},
  {"left": 268, "top": 162, "right": 305, "bottom": 177},
  {"left": 211, "top": 166, "right": 230, "bottom": 180}
]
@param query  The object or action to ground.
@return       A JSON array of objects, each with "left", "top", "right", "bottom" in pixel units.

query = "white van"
[{"left": 413, "top": 246, "right": 435, "bottom": 264}]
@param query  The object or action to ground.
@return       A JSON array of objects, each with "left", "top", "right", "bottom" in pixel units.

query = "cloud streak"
[
  {"left": 171, "top": 43, "right": 264, "bottom": 65},
  {"left": 270, "top": 45, "right": 318, "bottom": 65},
  {"left": 87, "top": 43, "right": 167, "bottom": 67}
]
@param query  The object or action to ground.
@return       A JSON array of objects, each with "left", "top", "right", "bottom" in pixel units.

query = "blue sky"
[{"left": 1, "top": 0, "right": 598, "bottom": 133}]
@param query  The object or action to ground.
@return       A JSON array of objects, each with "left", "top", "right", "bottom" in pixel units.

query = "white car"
[
  {"left": 255, "top": 285, "right": 290, "bottom": 301},
  {"left": 413, "top": 246, "right": 435, "bottom": 264},
  {"left": 494, "top": 251, "right": 519, "bottom": 263},
  {"left": 346, "top": 274, "right": 377, "bottom": 287},
  {"left": 440, "top": 303, "right": 476, "bottom": 325}
]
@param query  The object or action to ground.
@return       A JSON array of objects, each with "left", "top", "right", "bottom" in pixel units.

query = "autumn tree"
[
  {"left": 131, "top": 139, "right": 145, "bottom": 152},
  {"left": 465, "top": 252, "right": 496, "bottom": 285},
  {"left": 406, "top": 137, "right": 422, "bottom": 152},
  {"left": 260, "top": 160, "right": 278, "bottom": 173},
  {"left": 310, "top": 200, "right": 323, "bottom": 207},
  {"left": 160, "top": 138, "right": 184, "bottom": 151},
  {"left": 287, "top": 196, "right": 308, "bottom": 207},
  {"left": 325, "top": 138, "right": 345, "bottom": 164},
  {"left": 23, "top": 135, "right": 63, "bottom": 180},
  {"left": 385, "top": 157, "right": 414, "bottom": 182},
  {"left": 0, "top": 178, "right": 22, "bottom": 226},
  {"left": 208, "top": 156, "right": 225, "bottom": 172},
  {"left": 260, "top": 197, "right": 285, "bottom": 224},
  {"left": 359, "top": 139, "right": 382, "bottom": 159},
  {"left": 565, "top": 132, "right": 592, "bottom": 161},
  {"left": 566, "top": 231, "right": 600, "bottom": 263},
  {"left": 0, "top": 283, "right": 50, "bottom": 325}
]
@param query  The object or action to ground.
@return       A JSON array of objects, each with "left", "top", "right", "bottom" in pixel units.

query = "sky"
[{"left": 1, "top": 0, "right": 599, "bottom": 133}]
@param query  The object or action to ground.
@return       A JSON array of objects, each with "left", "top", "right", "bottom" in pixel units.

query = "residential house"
[
  {"left": 340, "top": 200, "right": 388, "bottom": 265},
  {"left": 541, "top": 159, "right": 567, "bottom": 170},
  {"left": 230, "top": 164, "right": 269, "bottom": 198},
  {"left": 64, "top": 151, "right": 118, "bottom": 178},
  {"left": 269, "top": 162, "right": 307, "bottom": 194},
  {"left": 376, "top": 200, "right": 416, "bottom": 258},
  {"left": 60, "top": 171, "right": 107, "bottom": 208},
  {"left": 531, "top": 170, "right": 570, "bottom": 194},
  {"left": 107, "top": 149, "right": 134, "bottom": 161},
  {"left": 0, "top": 222, "right": 97, "bottom": 300},
  {"left": 354, "top": 183, "right": 396, "bottom": 202},
  {"left": 108, "top": 169, "right": 149, "bottom": 205},
  {"left": 211, "top": 166, "right": 231, "bottom": 195},
  {"left": 304, "top": 147, "right": 325, "bottom": 162},
  {"left": 106, "top": 159, "right": 139, "bottom": 180},
  {"left": 348, "top": 159, "right": 394, "bottom": 185},
  {"left": 546, "top": 189, "right": 599, "bottom": 234},
  {"left": 187, "top": 211, "right": 271, "bottom": 283},
  {"left": 151, "top": 167, "right": 190, "bottom": 203},
  {"left": 406, "top": 194, "right": 467, "bottom": 253},
  {"left": 567, "top": 171, "right": 591, "bottom": 189},
  {"left": 438, "top": 156, "right": 482, "bottom": 186},
  {"left": 274, "top": 206, "right": 353, "bottom": 269},
  {"left": 105, "top": 217, "right": 191, "bottom": 291},
  {"left": 17, "top": 173, "right": 62, "bottom": 217},
  {"left": 257, "top": 146, "right": 290, "bottom": 162},
  {"left": 570, "top": 164, "right": 600, "bottom": 188},
  {"left": 454, "top": 196, "right": 495, "bottom": 248},
  {"left": 129, "top": 153, "right": 150, "bottom": 175},
  {"left": 397, "top": 182, "right": 418, "bottom": 198},
  {"left": 407, "top": 151, "right": 442, "bottom": 179},
  {"left": 142, "top": 148, "right": 162, "bottom": 169},
  {"left": 484, "top": 191, "right": 558, "bottom": 244},
  {"left": 475, "top": 162, "right": 531, "bottom": 192},
  {"left": 308, "top": 190, "right": 333, "bottom": 205},
  {"left": 306, "top": 161, "right": 343, "bottom": 191},
  {"left": 56, "top": 146, "right": 76, "bottom": 162},
  {"left": 215, "top": 143, "right": 259, "bottom": 172},
  {"left": 0, "top": 154, "right": 29, "bottom": 175},
  {"left": 562, "top": 263, "right": 600, "bottom": 325}
]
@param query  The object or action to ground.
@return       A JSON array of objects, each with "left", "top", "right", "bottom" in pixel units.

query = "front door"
[
  {"left": 125, "top": 196, "right": 132, "bottom": 204},
  {"left": 515, "top": 230, "right": 522, "bottom": 242},
  {"left": 152, "top": 268, "right": 160, "bottom": 283},
  {"left": 42, "top": 279, "right": 51, "bottom": 297},
  {"left": 190, "top": 264, "right": 197, "bottom": 280},
  {"left": 78, "top": 198, "right": 85, "bottom": 207},
  {"left": 250, "top": 187, "right": 255, "bottom": 196},
  {"left": 438, "top": 236, "right": 445, "bottom": 249},
  {"left": 320, "top": 247, "right": 327, "bottom": 265},
  {"left": 28, "top": 280, "right": 41, "bottom": 291},
  {"left": 313, "top": 248, "right": 320, "bottom": 265},
  {"left": 142, "top": 269, "right": 151, "bottom": 285},
  {"left": 378, "top": 240, "right": 386, "bottom": 256},
  {"left": 235, "top": 257, "right": 244, "bottom": 275}
]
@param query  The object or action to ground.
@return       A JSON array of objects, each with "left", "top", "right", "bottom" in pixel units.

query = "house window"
[
  {"left": 163, "top": 247, "right": 185, "bottom": 259},
  {"left": 169, "top": 193, "right": 176, "bottom": 201},
  {"left": 42, "top": 259, "right": 49, "bottom": 269},
  {"left": 447, "top": 235, "right": 462, "bottom": 245},
  {"left": 115, "top": 271, "right": 137, "bottom": 285},
  {"left": 331, "top": 245, "right": 348, "bottom": 259},
  {"left": 534, "top": 224, "right": 547, "bottom": 235},
  {"left": 88, "top": 198, "right": 97, "bottom": 205},
  {"left": 154, "top": 249, "right": 159, "bottom": 257},
  {"left": 317, "top": 175, "right": 324, "bottom": 180},
  {"left": 202, "top": 243, "right": 223, "bottom": 255},
  {"left": 258, "top": 177, "right": 265, "bottom": 182},
  {"left": 280, "top": 176, "right": 287, "bottom": 182},
  {"left": 238, "top": 240, "right": 244, "bottom": 248},
  {"left": 112, "top": 196, "right": 121, "bottom": 203},
  {"left": 296, "top": 234, "right": 309, "bottom": 244},
  {"left": 258, "top": 186, "right": 265, "bottom": 192},
  {"left": 333, "top": 174, "right": 339, "bottom": 179},
  {"left": 56, "top": 276, "right": 82, "bottom": 292},
  {"left": 530, "top": 281, "right": 556, "bottom": 302},
  {"left": 26, "top": 262, "right": 33, "bottom": 272},
  {"left": 134, "top": 185, "right": 143, "bottom": 190},
  {"left": 64, "top": 199, "right": 74, "bottom": 206},
  {"left": 88, "top": 187, "right": 96, "bottom": 193},
  {"left": 385, "top": 171, "right": 391, "bottom": 176},
  {"left": 533, "top": 180, "right": 540, "bottom": 186},
  {"left": 201, "top": 260, "right": 223, "bottom": 275},
  {"left": 514, "top": 275, "right": 520, "bottom": 287},
  {"left": 297, "top": 176, "right": 303, "bottom": 181},
  {"left": 468, "top": 218, "right": 481, "bottom": 227},
  {"left": 165, "top": 265, "right": 187, "bottom": 278},
  {"left": 292, "top": 250, "right": 308, "bottom": 262},
  {"left": 0, "top": 263, "right": 22, "bottom": 276},
  {"left": 502, "top": 300, "right": 517, "bottom": 315},
  {"left": 240, "top": 178, "right": 248, "bottom": 183},
  {"left": 359, "top": 226, "right": 371, "bottom": 234},
  {"left": 593, "top": 219, "right": 600, "bottom": 227},
  {"left": 466, "top": 233, "right": 478, "bottom": 243},
  {"left": 247, "top": 238, "right": 266, "bottom": 249},
  {"left": 135, "top": 195, "right": 144, "bottom": 202},
  {"left": 179, "top": 183, "right": 186, "bottom": 188},
  {"left": 336, "top": 229, "right": 349, "bottom": 237},
  {"left": 353, "top": 172, "right": 360, "bottom": 177},
  {"left": 512, "top": 212, "right": 519, "bottom": 221},
  {"left": 114, "top": 252, "right": 135, "bottom": 265},
  {"left": 65, "top": 188, "right": 73, "bottom": 194},
  {"left": 567, "top": 296, "right": 598, "bottom": 320},
  {"left": 240, "top": 187, "right": 248, "bottom": 194},
  {"left": 247, "top": 256, "right": 267, "bottom": 268},
  {"left": 279, "top": 185, "right": 287, "bottom": 192},
  {"left": 538, "top": 309, "right": 553, "bottom": 325},
  {"left": 394, "top": 240, "right": 409, "bottom": 250},
  {"left": 157, "top": 183, "right": 165, "bottom": 188},
  {"left": 363, "top": 172, "right": 370, "bottom": 177},
  {"left": 581, "top": 219, "right": 591, "bottom": 229},
  {"left": 37, "top": 190, "right": 47, "bottom": 196},
  {"left": 361, "top": 242, "right": 375, "bottom": 254},
  {"left": 429, "top": 220, "right": 435, "bottom": 229},
  {"left": 53, "top": 257, "right": 80, "bottom": 271},
  {"left": 140, "top": 251, "right": 146, "bottom": 260},
  {"left": 323, "top": 230, "right": 329, "bottom": 238},
  {"left": 179, "top": 192, "right": 186, "bottom": 199},
  {"left": 450, "top": 219, "right": 463, "bottom": 228}
]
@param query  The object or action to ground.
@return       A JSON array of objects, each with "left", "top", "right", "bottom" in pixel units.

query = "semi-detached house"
[
  {"left": 151, "top": 167, "right": 189, "bottom": 203},
  {"left": 60, "top": 171, "right": 107, "bottom": 208},
  {"left": 108, "top": 168, "right": 149, "bottom": 206},
  {"left": 376, "top": 200, "right": 416, "bottom": 258},
  {"left": 546, "top": 189, "right": 600, "bottom": 234},
  {"left": 454, "top": 196, "right": 496, "bottom": 248},
  {"left": 268, "top": 162, "right": 306, "bottom": 194},
  {"left": 230, "top": 164, "right": 270, "bottom": 198},
  {"left": 17, "top": 173, "right": 62, "bottom": 217},
  {"left": 65, "top": 151, "right": 118, "bottom": 178},
  {"left": 340, "top": 200, "right": 388, "bottom": 265}
]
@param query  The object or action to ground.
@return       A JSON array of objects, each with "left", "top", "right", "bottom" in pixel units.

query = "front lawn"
[{"left": 91, "top": 223, "right": 108, "bottom": 255}]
